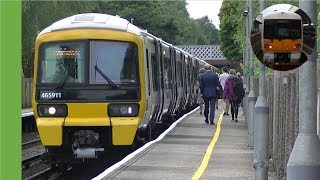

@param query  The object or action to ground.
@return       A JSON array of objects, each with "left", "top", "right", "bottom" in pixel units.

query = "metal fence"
[
  {"left": 266, "top": 70, "right": 299, "bottom": 176},
  {"left": 176, "top": 45, "right": 227, "bottom": 60},
  {"left": 266, "top": 61, "right": 320, "bottom": 177},
  {"left": 318, "top": 61, "right": 320, "bottom": 135},
  {"left": 22, "top": 78, "right": 32, "bottom": 108}
]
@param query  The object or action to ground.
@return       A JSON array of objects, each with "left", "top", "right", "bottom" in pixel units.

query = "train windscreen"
[
  {"left": 263, "top": 19, "right": 302, "bottom": 40},
  {"left": 89, "top": 41, "right": 139, "bottom": 86},
  {"left": 38, "top": 41, "right": 86, "bottom": 85},
  {"left": 36, "top": 40, "right": 140, "bottom": 102}
]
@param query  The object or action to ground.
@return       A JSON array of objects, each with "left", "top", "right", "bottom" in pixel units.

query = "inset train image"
[{"left": 262, "top": 11, "right": 303, "bottom": 65}]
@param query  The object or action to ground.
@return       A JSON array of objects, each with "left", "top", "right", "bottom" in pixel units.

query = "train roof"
[
  {"left": 263, "top": 11, "right": 301, "bottom": 20},
  {"left": 37, "top": 13, "right": 202, "bottom": 61},
  {"left": 38, "top": 13, "right": 143, "bottom": 37}
]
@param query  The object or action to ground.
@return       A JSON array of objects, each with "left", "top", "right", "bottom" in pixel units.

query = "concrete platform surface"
[
  {"left": 97, "top": 103, "right": 254, "bottom": 180},
  {"left": 22, "top": 107, "right": 33, "bottom": 117}
]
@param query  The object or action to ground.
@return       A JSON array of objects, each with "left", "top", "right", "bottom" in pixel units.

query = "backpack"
[
  {"left": 216, "top": 83, "right": 223, "bottom": 99},
  {"left": 232, "top": 78, "right": 244, "bottom": 102}
]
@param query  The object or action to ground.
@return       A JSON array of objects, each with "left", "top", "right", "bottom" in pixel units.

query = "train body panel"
[
  {"left": 263, "top": 39, "right": 302, "bottom": 52},
  {"left": 37, "top": 117, "right": 64, "bottom": 146}
]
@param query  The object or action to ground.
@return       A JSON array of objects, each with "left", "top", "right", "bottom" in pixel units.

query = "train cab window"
[
  {"left": 37, "top": 41, "right": 86, "bottom": 86},
  {"left": 89, "top": 41, "right": 139, "bottom": 86},
  {"left": 263, "top": 19, "right": 301, "bottom": 39}
]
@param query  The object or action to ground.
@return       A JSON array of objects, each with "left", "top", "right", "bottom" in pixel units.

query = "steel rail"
[
  {"left": 22, "top": 153, "right": 44, "bottom": 169},
  {"left": 22, "top": 138, "right": 41, "bottom": 150}
]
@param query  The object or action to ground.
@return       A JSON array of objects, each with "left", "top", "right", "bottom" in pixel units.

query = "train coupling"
[
  {"left": 73, "top": 148, "right": 104, "bottom": 158},
  {"left": 72, "top": 130, "right": 104, "bottom": 158}
]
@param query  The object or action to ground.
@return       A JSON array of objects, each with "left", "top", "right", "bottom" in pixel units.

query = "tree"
[
  {"left": 219, "top": 1, "right": 246, "bottom": 62},
  {"left": 22, "top": 1, "right": 220, "bottom": 77},
  {"left": 22, "top": 1, "right": 98, "bottom": 77}
]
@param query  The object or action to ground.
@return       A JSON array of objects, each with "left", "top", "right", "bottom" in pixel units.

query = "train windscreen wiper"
[
  {"left": 55, "top": 62, "right": 78, "bottom": 89},
  {"left": 94, "top": 65, "right": 118, "bottom": 89}
]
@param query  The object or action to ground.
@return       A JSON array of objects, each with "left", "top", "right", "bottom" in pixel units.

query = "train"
[
  {"left": 262, "top": 11, "right": 303, "bottom": 65},
  {"left": 31, "top": 13, "right": 211, "bottom": 167}
]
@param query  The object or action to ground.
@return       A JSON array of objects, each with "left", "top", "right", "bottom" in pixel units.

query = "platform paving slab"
[{"left": 103, "top": 105, "right": 255, "bottom": 180}]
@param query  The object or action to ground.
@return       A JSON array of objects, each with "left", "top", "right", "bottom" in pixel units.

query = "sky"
[{"left": 186, "top": 0, "right": 223, "bottom": 29}]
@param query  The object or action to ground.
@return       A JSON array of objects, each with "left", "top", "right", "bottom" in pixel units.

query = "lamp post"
[
  {"left": 253, "top": 0, "right": 269, "bottom": 179},
  {"left": 287, "top": 1, "right": 320, "bottom": 179},
  {"left": 243, "top": 9, "right": 249, "bottom": 127},
  {"left": 244, "top": 0, "right": 256, "bottom": 148}
]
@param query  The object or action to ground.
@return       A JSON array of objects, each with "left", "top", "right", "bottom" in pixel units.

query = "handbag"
[{"left": 216, "top": 84, "right": 223, "bottom": 99}]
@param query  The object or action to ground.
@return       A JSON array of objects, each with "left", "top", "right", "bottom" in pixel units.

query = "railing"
[
  {"left": 266, "top": 60, "right": 320, "bottom": 177},
  {"left": 176, "top": 45, "right": 227, "bottom": 60},
  {"left": 22, "top": 78, "right": 32, "bottom": 108},
  {"left": 318, "top": 61, "right": 320, "bottom": 135}
]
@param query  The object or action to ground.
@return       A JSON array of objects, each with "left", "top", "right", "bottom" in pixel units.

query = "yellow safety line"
[{"left": 191, "top": 112, "right": 224, "bottom": 180}]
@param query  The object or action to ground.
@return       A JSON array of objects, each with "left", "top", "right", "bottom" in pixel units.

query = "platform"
[
  {"left": 94, "top": 102, "right": 254, "bottom": 180},
  {"left": 22, "top": 107, "right": 33, "bottom": 117}
]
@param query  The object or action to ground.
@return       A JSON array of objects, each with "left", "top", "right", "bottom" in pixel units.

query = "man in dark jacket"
[{"left": 200, "top": 64, "right": 220, "bottom": 125}]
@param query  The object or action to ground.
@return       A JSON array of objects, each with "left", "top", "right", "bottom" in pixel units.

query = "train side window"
[
  {"left": 176, "top": 53, "right": 182, "bottom": 87},
  {"left": 146, "top": 49, "right": 151, "bottom": 96},
  {"left": 163, "top": 49, "right": 171, "bottom": 90},
  {"left": 151, "top": 53, "right": 159, "bottom": 91}
]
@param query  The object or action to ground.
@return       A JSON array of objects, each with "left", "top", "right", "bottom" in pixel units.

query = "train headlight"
[
  {"left": 120, "top": 106, "right": 128, "bottom": 114},
  {"left": 108, "top": 103, "right": 139, "bottom": 117},
  {"left": 37, "top": 104, "right": 68, "bottom": 117},
  {"left": 293, "top": 44, "right": 301, "bottom": 49},
  {"left": 48, "top": 107, "right": 56, "bottom": 115},
  {"left": 264, "top": 44, "right": 272, "bottom": 49}
]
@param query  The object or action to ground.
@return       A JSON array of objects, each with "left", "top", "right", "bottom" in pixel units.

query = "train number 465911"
[{"left": 41, "top": 92, "right": 62, "bottom": 99}]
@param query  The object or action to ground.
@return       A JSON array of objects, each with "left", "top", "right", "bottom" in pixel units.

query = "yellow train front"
[
  {"left": 262, "top": 11, "right": 303, "bottom": 65},
  {"left": 32, "top": 13, "right": 200, "bottom": 166}
]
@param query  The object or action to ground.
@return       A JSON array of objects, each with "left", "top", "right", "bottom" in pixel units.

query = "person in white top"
[{"left": 219, "top": 67, "right": 230, "bottom": 116}]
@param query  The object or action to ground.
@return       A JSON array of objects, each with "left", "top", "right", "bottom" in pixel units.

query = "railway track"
[
  {"left": 22, "top": 152, "right": 68, "bottom": 180},
  {"left": 24, "top": 167, "right": 53, "bottom": 180},
  {"left": 22, "top": 153, "right": 44, "bottom": 169},
  {"left": 22, "top": 139, "right": 41, "bottom": 150}
]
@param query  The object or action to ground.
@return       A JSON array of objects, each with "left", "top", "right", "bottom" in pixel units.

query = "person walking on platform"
[
  {"left": 236, "top": 72, "right": 244, "bottom": 108},
  {"left": 197, "top": 68, "right": 206, "bottom": 115},
  {"left": 200, "top": 64, "right": 220, "bottom": 125},
  {"left": 212, "top": 67, "right": 222, "bottom": 110},
  {"left": 219, "top": 67, "right": 229, "bottom": 116},
  {"left": 223, "top": 69, "right": 245, "bottom": 122}
]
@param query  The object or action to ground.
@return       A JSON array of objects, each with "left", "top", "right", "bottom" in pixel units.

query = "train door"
[
  {"left": 160, "top": 43, "right": 173, "bottom": 117},
  {"left": 191, "top": 58, "right": 198, "bottom": 106},
  {"left": 175, "top": 50, "right": 183, "bottom": 114},
  {"left": 185, "top": 56, "right": 191, "bottom": 108},
  {"left": 189, "top": 58, "right": 195, "bottom": 106},
  {"left": 141, "top": 36, "right": 155, "bottom": 126},
  {"left": 148, "top": 39, "right": 163, "bottom": 123},
  {"left": 168, "top": 47, "right": 177, "bottom": 115},
  {"left": 181, "top": 54, "right": 187, "bottom": 110},
  {"left": 194, "top": 59, "right": 200, "bottom": 105}
]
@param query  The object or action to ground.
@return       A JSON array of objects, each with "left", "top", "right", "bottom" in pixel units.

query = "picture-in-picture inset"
[{"left": 250, "top": 4, "right": 316, "bottom": 71}]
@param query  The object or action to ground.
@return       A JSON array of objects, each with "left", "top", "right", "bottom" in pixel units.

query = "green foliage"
[
  {"left": 219, "top": 1, "right": 246, "bottom": 62},
  {"left": 317, "top": 1, "right": 320, "bottom": 59},
  {"left": 22, "top": 1, "right": 220, "bottom": 77},
  {"left": 22, "top": 1, "right": 97, "bottom": 77}
]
